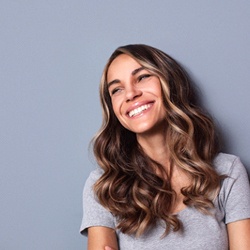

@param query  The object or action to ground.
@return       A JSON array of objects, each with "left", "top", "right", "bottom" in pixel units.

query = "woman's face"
[{"left": 106, "top": 54, "right": 167, "bottom": 136}]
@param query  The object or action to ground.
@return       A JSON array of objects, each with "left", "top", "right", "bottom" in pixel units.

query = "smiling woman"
[{"left": 80, "top": 44, "right": 250, "bottom": 250}]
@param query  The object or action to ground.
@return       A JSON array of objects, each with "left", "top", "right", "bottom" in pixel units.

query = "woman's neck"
[{"left": 136, "top": 127, "right": 170, "bottom": 169}]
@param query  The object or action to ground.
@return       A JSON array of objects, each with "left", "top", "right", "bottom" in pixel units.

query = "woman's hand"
[{"left": 105, "top": 246, "right": 116, "bottom": 250}]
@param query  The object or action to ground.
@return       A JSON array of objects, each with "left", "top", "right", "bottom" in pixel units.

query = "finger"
[{"left": 105, "top": 246, "right": 115, "bottom": 250}]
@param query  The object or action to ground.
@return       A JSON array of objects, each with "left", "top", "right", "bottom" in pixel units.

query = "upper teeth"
[{"left": 128, "top": 104, "right": 152, "bottom": 117}]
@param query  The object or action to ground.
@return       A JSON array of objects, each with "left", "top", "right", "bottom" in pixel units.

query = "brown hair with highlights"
[{"left": 92, "top": 44, "right": 223, "bottom": 237}]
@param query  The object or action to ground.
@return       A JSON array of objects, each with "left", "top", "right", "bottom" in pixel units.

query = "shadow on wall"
[{"left": 182, "top": 65, "right": 250, "bottom": 179}]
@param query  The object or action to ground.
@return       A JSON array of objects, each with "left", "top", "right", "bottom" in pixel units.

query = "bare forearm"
[
  {"left": 87, "top": 226, "right": 118, "bottom": 250},
  {"left": 227, "top": 219, "right": 250, "bottom": 250}
]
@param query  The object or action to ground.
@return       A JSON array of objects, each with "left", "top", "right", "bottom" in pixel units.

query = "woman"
[{"left": 80, "top": 44, "right": 250, "bottom": 249}]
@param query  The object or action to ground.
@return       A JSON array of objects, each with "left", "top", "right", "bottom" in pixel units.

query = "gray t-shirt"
[{"left": 80, "top": 153, "right": 250, "bottom": 250}]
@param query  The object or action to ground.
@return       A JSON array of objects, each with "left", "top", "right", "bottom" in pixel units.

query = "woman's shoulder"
[
  {"left": 85, "top": 167, "right": 104, "bottom": 186},
  {"left": 213, "top": 152, "right": 246, "bottom": 177},
  {"left": 89, "top": 167, "right": 104, "bottom": 179},
  {"left": 82, "top": 168, "right": 104, "bottom": 194}
]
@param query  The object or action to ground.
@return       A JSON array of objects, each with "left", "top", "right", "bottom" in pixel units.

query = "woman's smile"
[{"left": 126, "top": 101, "right": 154, "bottom": 118}]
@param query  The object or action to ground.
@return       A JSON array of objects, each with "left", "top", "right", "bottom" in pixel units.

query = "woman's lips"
[{"left": 127, "top": 102, "right": 154, "bottom": 117}]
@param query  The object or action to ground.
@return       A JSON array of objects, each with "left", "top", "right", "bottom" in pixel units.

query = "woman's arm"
[
  {"left": 227, "top": 218, "right": 250, "bottom": 250},
  {"left": 87, "top": 226, "right": 118, "bottom": 250}
]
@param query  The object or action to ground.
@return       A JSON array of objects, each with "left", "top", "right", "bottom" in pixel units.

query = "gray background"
[{"left": 1, "top": 1, "right": 249, "bottom": 249}]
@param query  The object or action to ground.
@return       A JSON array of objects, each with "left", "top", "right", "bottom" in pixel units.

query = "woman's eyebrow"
[
  {"left": 131, "top": 66, "right": 145, "bottom": 75},
  {"left": 107, "top": 79, "right": 120, "bottom": 89},
  {"left": 107, "top": 67, "right": 146, "bottom": 89}
]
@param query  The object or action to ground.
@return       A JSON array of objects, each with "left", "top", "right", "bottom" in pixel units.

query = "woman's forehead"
[{"left": 106, "top": 54, "right": 143, "bottom": 82}]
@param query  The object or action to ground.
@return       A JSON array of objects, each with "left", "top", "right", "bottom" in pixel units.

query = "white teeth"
[{"left": 128, "top": 104, "right": 152, "bottom": 117}]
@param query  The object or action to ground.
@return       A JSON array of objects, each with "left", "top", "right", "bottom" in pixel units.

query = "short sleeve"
[
  {"left": 219, "top": 156, "right": 250, "bottom": 224},
  {"left": 80, "top": 168, "right": 116, "bottom": 235}
]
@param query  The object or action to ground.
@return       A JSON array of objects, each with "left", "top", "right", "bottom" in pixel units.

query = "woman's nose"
[{"left": 125, "top": 86, "right": 142, "bottom": 102}]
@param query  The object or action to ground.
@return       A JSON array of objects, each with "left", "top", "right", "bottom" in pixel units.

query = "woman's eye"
[
  {"left": 138, "top": 74, "right": 151, "bottom": 82},
  {"left": 111, "top": 88, "right": 121, "bottom": 95}
]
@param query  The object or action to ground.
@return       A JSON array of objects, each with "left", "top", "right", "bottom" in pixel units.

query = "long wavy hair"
[{"left": 92, "top": 44, "right": 223, "bottom": 237}]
